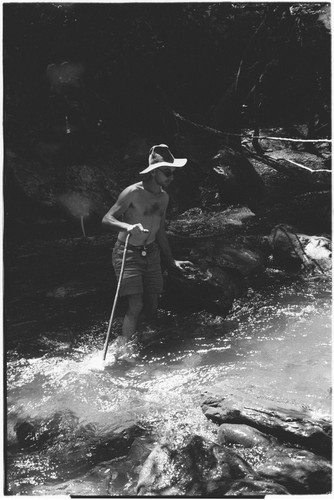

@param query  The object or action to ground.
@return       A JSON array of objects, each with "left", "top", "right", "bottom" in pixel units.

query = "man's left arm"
[{"left": 156, "top": 211, "right": 193, "bottom": 272}]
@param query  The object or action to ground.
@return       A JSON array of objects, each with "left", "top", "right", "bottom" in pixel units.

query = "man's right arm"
[
  {"left": 102, "top": 187, "right": 132, "bottom": 232},
  {"left": 102, "top": 186, "right": 148, "bottom": 236}
]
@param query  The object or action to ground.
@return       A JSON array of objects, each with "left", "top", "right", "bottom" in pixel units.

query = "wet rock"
[
  {"left": 255, "top": 447, "right": 332, "bottom": 494},
  {"left": 168, "top": 207, "right": 258, "bottom": 244},
  {"left": 136, "top": 444, "right": 171, "bottom": 496},
  {"left": 86, "top": 423, "right": 143, "bottom": 464},
  {"left": 207, "top": 266, "right": 248, "bottom": 301},
  {"left": 225, "top": 477, "right": 290, "bottom": 495},
  {"left": 201, "top": 393, "right": 331, "bottom": 458},
  {"left": 217, "top": 423, "right": 273, "bottom": 448},
  {"left": 169, "top": 208, "right": 266, "bottom": 275},
  {"left": 191, "top": 240, "right": 264, "bottom": 278},
  {"left": 164, "top": 215, "right": 266, "bottom": 314},
  {"left": 267, "top": 224, "right": 331, "bottom": 273},
  {"left": 201, "top": 393, "right": 332, "bottom": 494},
  {"left": 136, "top": 434, "right": 254, "bottom": 496},
  {"left": 164, "top": 264, "right": 238, "bottom": 315},
  {"left": 14, "top": 412, "right": 142, "bottom": 465},
  {"left": 170, "top": 218, "right": 331, "bottom": 306},
  {"left": 126, "top": 436, "right": 155, "bottom": 466}
]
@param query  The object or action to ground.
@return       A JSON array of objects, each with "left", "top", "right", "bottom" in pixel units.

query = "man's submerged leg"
[
  {"left": 122, "top": 293, "right": 144, "bottom": 338},
  {"left": 139, "top": 293, "right": 160, "bottom": 339},
  {"left": 144, "top": 293, "right": 159, "bottom": 322},
  {"left": 111, "top": 294, "right": 143, "bottom": 362}
]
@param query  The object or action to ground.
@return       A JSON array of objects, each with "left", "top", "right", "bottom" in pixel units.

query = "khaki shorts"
[{"left": 112, "top": 240, "right": 163, "bottom": 297}]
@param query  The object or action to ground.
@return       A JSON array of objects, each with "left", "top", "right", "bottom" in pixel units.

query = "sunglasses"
[{"left": 158, "top": 169, "right": 174, "bottom": 178}]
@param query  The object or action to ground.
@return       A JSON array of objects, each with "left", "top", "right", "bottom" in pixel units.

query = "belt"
[{"left": 117, "top": 239, "right": 156, "bottom": 256}]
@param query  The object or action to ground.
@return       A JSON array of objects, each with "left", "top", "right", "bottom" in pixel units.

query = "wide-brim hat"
[{"left": 139, "top": 144, "right": 187, "bottom": 174}]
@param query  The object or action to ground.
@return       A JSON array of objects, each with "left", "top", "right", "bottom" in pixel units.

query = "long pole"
[{"left": 102, "top": 233, "right": 130, "bottom": 361}]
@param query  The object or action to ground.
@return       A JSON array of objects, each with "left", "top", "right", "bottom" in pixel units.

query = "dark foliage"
[{"left": 4, "top": 3, "right": 331, "bottom": 158}]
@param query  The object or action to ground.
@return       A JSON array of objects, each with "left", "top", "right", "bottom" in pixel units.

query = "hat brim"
[{"left": 139, "top": 158, "right": 187, "bottom": 174}]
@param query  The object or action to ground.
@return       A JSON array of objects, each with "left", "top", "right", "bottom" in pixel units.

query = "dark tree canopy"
[{"left": 4, "top": 2, "right": 331, "bottom": 157}]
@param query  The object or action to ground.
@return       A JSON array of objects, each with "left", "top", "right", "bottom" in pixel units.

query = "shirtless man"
[{"left": 102, "top": 144, "right": 191, "bottom": 356}]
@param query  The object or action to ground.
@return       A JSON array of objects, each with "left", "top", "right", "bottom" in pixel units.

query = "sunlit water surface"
[{"left": 6, "top": 272, "right": 331, "bottom": 495}]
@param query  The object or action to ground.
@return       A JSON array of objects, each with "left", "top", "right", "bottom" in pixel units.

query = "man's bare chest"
[{"left": 127, "top": 195, "right": 166, "bottom": 219}]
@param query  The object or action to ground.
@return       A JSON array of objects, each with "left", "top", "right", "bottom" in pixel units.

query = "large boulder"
[
  {"left": 201, "top": 393, "right": 331, "bottom": 494},
  {"left": 168, "top": 206, "right": 258, "bottom": 240},
  {"left": 216, "top": 424, "right": 331, "bottom": 494},
  {"left": 136, "top": 435, "right": 254, "bottom": 496},
  {"left": 190, "top": 241, "right": 265, "bottom": 278},
  {"left": 256, "top": 447, "right": 332, "bottom": 494},
  {"left": 163, "top": 264, "right": 244, "bottom": 315},
  {"left": 201, "top": 392, "right": 331, "bottom": 459},
  {"left": 217, "top": 423, "right": 273, "bottom": 448},
  {"left": 164, "top": 207, "right": 268, "bottom": 314},
  {"left": 14, "top": 410, "right": 141, "bottom": 464}
]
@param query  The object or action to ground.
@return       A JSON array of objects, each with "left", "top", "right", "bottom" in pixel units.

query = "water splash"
[
  {"left": 57, "top": 192, "right": 91, "bottom": 236},
  {"left": 80, "top": 215, "right": 86, "bottom": 237}
]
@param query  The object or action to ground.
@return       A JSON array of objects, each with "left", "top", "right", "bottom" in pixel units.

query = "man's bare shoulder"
[{"left": 119, "top": 182, "right": 143, "bottom": 198}]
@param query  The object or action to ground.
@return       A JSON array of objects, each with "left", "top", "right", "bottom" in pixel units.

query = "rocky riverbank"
[
  {"left": 17, "top": 381, "right": 331, "bottom": 496},
  {"left": 137, "top": 389, "right": 332, "bottom": 495}
]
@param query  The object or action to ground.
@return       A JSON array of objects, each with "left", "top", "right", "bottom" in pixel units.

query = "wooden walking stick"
[{"left": 102, "top": 233, "right": 130, "bottom": 361}]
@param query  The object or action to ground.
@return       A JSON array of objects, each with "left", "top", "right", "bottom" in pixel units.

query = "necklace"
[{"left": 141, "top": 225, "right": 152, "bottom": 256}]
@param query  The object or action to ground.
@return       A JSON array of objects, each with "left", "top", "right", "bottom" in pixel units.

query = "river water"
[{"left": 6, "top": 270, "right": 332, "bottom": 496}]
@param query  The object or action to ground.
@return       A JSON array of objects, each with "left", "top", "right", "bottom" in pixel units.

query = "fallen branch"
[
  {"left": 273, "top": 157, "right": 331, "bottom": 173},
  {"left": 171, "top": 110, "right": 331, "bottom": 143},
  {"left": 242, "top": 147, "right": 295, "bottom": 174},
  {"left": 242, "top": 145, "right": 330, "bottom": 175},
  {"left": 172, "top": 111, "right": 225, "bottom": 137},
  {"left": 262, "top": 136, "right": 331, "bottom": 143}
]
